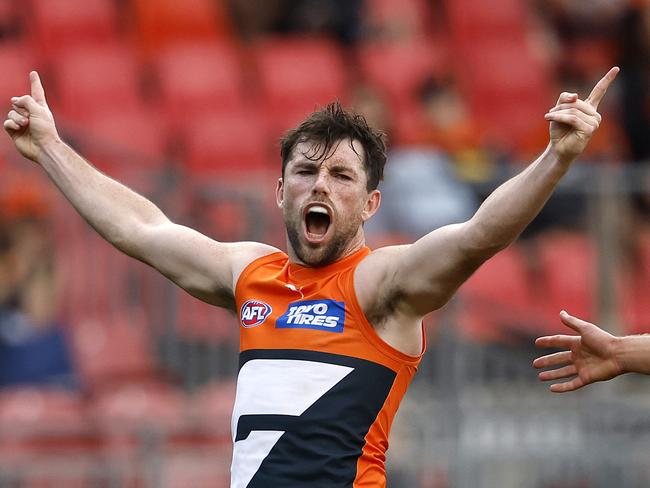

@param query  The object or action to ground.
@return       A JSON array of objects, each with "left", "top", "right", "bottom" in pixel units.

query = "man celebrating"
[{"left": 4, "top": 68, "right": 618, "bottom": 487}]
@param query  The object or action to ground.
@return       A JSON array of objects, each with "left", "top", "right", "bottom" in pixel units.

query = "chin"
[
  {"left": 298, "top": 245, "right": 338, "bottom": 267},
  {"left": 297, "top": 237, "right": 349, "bottom": 267}
]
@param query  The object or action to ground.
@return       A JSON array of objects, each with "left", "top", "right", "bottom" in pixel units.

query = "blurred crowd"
[
  {"left": 0, "top": 1, "right": 649, "bottom": 485},
  {"left": 0, "top": 0, "right": 647, "bottom": 390}
]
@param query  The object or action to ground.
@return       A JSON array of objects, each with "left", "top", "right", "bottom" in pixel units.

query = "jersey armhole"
[
  {"left": 234, "top": 251, "right": 287, "bottom": 302},
  {"left": 344, "top": 266, "right": 426, "bottom": 367}
]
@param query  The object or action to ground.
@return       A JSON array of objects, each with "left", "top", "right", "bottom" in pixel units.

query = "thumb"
[
  {"left": 559, "top": 310, "right": 593, "bottom": 334},
  {"left": 30, "top": 71, "right": 47, "bottom": 106}
]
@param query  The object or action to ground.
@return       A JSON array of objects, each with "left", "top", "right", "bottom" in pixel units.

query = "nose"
[{"left": 311, "top": 169, "right": 330, "bottom": 195}]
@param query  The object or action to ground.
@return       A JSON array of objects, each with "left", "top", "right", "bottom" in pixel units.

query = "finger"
[
  {"left": 549, "top": 377, "right": 585, "bottom": 393},
  {"left": 11, "top": 95, "right": 41, "bottom": 113},
  {"left": 586, "top": 66, "right": 619, "bottom": 109},
  {"left": 550, "top": 100, "right": 601, "bottom": 122},
  {"left": 7, "top": 110, "right": 28, "bottom": 126},
  {"left": 545, "top": 108, "right": 599, "bottom": 129},
  {"left": 535, "top": 334, "right": 580, "bottom": 349},
  {"left": 4, "top": 118, "right": 21, "bottom": 132},
  {"left": 543, "top": 112, "right": 595, "bottom": 133},
  {"left": 533, "top": 350, "right": 572, "bottom": 369},
  {"left": 560, "top": 310, "right": 596, "bottom": 334},
  {"left": 30, "top": 71, "right": 47, "bottom": 106},
  {"left": 538, "top": 364, "right": 578, "bottom": 381},
  {"left": 12, "top": 104, "right": 29, "bottom": 118},
  {"left": 555, "top": 92, "right": 578, "bottom": 106}
]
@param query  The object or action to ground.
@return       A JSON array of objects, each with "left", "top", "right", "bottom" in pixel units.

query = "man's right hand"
[
  {"left": 3, "top": 71, "right": 59, "bottom": 163},
  {"left": 533, "top": 311, "right": 624, "bottom": 392}
]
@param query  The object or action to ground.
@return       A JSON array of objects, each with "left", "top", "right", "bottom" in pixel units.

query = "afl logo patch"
[{"left": 240, "top": 300, "right": 272, "bottom": 328}]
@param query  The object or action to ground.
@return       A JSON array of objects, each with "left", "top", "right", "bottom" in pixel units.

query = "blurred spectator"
[
  {"left": 536, "top": 0, "right": 634, "bottom": 163},
  {"left": 367, "top": 147, "right": 478, "bottom": 238},
  {"left": 352, "top": 79, "right": 479, "bottom": 239},
  {"left": 617, "top": 1, "right": 650, "bottom": 162},
  {"left": 350, "top": 83, "right": 393, "bottom": 135},
  {"left": 414, "top": 77, "right": 496, "bottom": 182},
  {"left": 228, "top": 0, "right": 363, "bottom": 44},
  {"left": 0, "top": 179, "right": 77, "bottom": 388}
]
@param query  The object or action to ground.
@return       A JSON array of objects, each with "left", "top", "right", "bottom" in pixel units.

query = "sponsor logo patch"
[
  {"left": 276, "top": 299, "right": 345, "bottom": 333},
  {"left": 240, "top": 300, "right": 272, "bottom": 328}
]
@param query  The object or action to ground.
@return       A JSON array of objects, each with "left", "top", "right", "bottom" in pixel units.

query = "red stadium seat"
[
  {"left": 0, "top": 388, "right": 88, "bottom": 436},
  {"left": 0, "top": 42, "right": 40, "bottom": 103},
  {"left": 363, "top": 0, "right": 438, "bottom": 41},
  {"left": 181, "top": 108, "right": 272, "bottom": 177},
  {"left": 131, "top": 0, "right": 233, "bottom": 56},
  {"left": 254, "top": 37, "right": 348, "bottom": 133},
  {"left": 70, "top": 310, "right": 158, "bottom": 391},
  {"left": 358, "top": 38, "right": 448, "bottom": 111},
  {"left": 535, "top": 231, "right": 597, "bottom": 330},
  {"left": 454, "top": 39, "right": 552, "bottom": 155},
  {"left": 27, "top": 0, "right": 119, "bottom": 56},
  {"left": 82, "top": 108, "right": 169, "bottom": 167},
  {"left": 0, "top": 387, "right": 97, "bottom": 483},
  {"left": 53, "top": 42, "right": 144, "bottom": 121},
  {"left": 457, "top": 244, "right": 539, "bottom": 343},
  {"left": 174, "top": 287, "right": 239, "bottom": 341},
  {"left": 90, "top": 382, "right": 186, "bottom": 434},
  {"left": 155, "top": 41, "right": 248, "bottom": 122},
  {"left": 187, "top": 380, "right": 236, "bottom": 431},
  {"left": 445, "top": 0, "right": 528, "bottom": 42},
  {"left": 622, "top": 229, "right": 650, "bottom": 335}
]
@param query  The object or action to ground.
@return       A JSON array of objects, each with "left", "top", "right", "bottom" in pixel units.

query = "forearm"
[
  {"left": 465, "top": 144, "right": 569, "bottom": 254},
  {"left": 614, "top": 335, "right": 650, "bottom": 376},
  {"left": 38, "top": 139, "right": 168, "bottom": 256}
]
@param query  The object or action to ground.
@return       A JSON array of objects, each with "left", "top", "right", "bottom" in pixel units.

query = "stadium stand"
[
  {"left": 154, "top": 41, "right": 249, "bottom": 121},
  {"left": 52, "top": 42, "right": 144, "bottom": 121},
  {"left": 130, "top": 0, "right": 233, "bottom": 56},
  {"left": 1, "top": 0, "right": 648, "bottom": 485},
  {"left": 254, "top": 37, "right": 348, "bottom": 131},
  {"left": 27, "top": 0, "right": 119, "bottom": 56}
]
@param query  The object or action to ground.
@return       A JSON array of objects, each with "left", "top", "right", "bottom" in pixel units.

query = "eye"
[{"left": 335, "top": 173, "right": 352, "bottom": 181}]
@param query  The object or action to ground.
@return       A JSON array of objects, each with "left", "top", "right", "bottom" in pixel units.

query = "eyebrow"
[{"left": 329, "top": 164, "right": 356, "bottom": 175}]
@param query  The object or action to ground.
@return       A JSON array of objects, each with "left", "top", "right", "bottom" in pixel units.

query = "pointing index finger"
[
  {"left": 30, "top": 71, "right": 47, "bottom": 106},
  {"left": 586, "top": 66, "right": 619, "bottom": 109}
]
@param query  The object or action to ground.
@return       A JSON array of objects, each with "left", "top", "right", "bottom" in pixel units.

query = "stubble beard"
[{"left": 285, "top": 215, "right": 357, "bottom": 267}]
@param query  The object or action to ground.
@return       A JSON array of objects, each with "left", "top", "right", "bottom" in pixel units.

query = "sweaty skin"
[{"left": 4, "top": 69, "right": 619, "bottom": 359}]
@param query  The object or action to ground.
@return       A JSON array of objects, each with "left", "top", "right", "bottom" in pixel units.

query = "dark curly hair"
[{"left": 279, "top": 102, "right": 387, "bottom": 191}]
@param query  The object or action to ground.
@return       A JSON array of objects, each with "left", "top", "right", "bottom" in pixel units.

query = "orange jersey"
[{"left": 232, "top": 246, "right": 425, "bottom": 487}]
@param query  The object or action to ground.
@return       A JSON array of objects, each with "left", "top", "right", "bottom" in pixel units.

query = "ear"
[
  {"left": 275, "top": 178, "right": 284, "bottom": 208},
  {"left": 361, "top": 189, "right": 381, "bottom": 222}
]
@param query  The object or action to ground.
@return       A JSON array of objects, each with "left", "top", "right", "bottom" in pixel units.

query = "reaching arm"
[
  {"left": 360, "top": 67, "right": 620, "bottom": 318},
  {"left": 3, "top": 72, "right": 276, "bottom": 309},
  {"left": 533, "top": 311, "right": 650, "bottom": 392}
]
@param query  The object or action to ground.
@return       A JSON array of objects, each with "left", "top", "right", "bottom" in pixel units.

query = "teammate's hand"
[
  {"left": 533, "top": 310, "right": 623, "bottom": 393},
  {"left": 545, "top": 67, "right": 619, "bottom": 165},
  {"left": 3, "top": 71, "right": 59, "bottom": 163}
]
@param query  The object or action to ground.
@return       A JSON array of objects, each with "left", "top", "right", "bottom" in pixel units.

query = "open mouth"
[{"left": 304, "top": 204, "right": 331, "bottom": 241}]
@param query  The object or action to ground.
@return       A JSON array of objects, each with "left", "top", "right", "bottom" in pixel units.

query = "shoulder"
[
  {"left": 226, "top": 241, "right": 283, "bottom": 287},
  {"left": 354, "top": 244, "right": 410, "bottom": 314},
  {"left": 356, "top": 244, "right": 410, "bottom": 279}
]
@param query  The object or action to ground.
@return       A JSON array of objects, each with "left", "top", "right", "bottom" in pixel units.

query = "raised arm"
[
  {"left": 534, "top": 311, "right": 650, "bottom": 392},
  {"left": 359, "top": 67, "right": 620, "bottom": 320},
  {"left": 3, "top": 72, "right": 276, "bottom": 309}
]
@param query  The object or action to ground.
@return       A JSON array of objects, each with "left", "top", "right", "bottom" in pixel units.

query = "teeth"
[{"left": 308, "top": 205, "right": 328, "bottom": 215}]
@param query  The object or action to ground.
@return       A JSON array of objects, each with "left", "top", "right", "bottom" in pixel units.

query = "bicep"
[
  {"left": 133, "top": 222, "right": 274, "bottom": 308},
  {"left": 388, "top": 222, "right": 494, "bottom": 315}
]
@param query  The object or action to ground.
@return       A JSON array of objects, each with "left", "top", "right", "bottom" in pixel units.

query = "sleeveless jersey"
[{"left": 232, "top": 246, "right": 425, "bottom": 487}]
